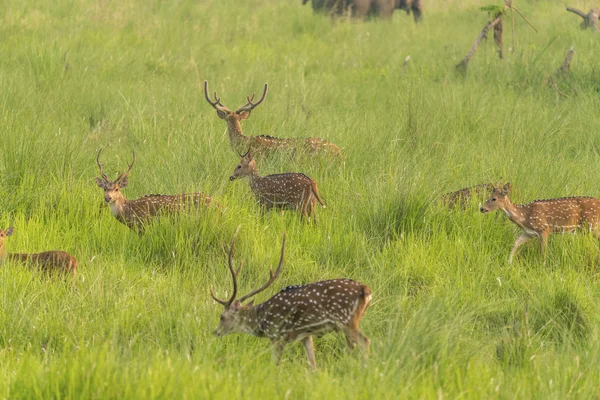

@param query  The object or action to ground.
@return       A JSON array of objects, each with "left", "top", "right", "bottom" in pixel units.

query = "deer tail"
[{"left": 311, "top": 180, "right": 326, "bottom": 208}]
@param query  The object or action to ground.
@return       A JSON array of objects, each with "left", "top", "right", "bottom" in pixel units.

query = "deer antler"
[
  {"left": 96, "top": 148, "right": 110, "bottom": 182},
  {"left": 117, "top": 151, "right": 136, "bottom": 182},
  {"left": 235, "top": 83, "right": 268, "bottom": 113},
  {"left": 237, "top": 144, "right": 252, "bottom": 158},
  {"left": 238, "top": 232, "right": 285, "bottom": 304},
  {"left": 211, "top": 226, "right": 244, "bottom": 307},
  {"left": 204, "top": 81, "right": 231, "bottom": 112}
]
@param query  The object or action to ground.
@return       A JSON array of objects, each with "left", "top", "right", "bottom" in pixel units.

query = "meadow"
[{"left": 1, "top": 0, "right": 600, "bottom": 398}]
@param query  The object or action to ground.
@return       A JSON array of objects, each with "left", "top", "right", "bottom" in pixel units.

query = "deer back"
[
  {"left": 9, "top": 251, "right": 77, "bottom": 277},
  {"left": 122, "top": 192, "right": 214, "bottom": 228},
  {"left": 251, "top": 173, "right": 316, "bottom": 206},
  {"left": 253, "top": 279, "right": 371, "bottom": 341},
  {"left": 523, "top": 197, "right": 600, "bottom": 232}
]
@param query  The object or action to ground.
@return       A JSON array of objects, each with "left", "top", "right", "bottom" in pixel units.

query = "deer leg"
[
  {"left": 303, "top": 336, "right": 317, "bottom": 371},
  {"left": 509, "top": 233, "right": 535, "bottom": 264},
  {"left": 538, "top": 231, "right": 549, "bottom": 264},
  {"left": 271, "top": 341, "right": 286, "bottom": 365}
]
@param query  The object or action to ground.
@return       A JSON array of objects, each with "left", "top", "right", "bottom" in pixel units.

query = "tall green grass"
[{"left": 1, "top": 0, "right": 600, "bottom": 397}]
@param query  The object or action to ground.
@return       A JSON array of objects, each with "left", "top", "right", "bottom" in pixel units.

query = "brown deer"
[
  {"left": 481, "top": 183, "right": 600, "bottom": 263},
  {"left": 203, "top": 81, "right": 341, "bottom": 158},
  {"left": 211, "top": 228, "right": 371, "bottom": 370},
  {"left": 441, "top": 182, "right": 512, "bottom": 210},
  {"left": 229, "top": 151, "right": 325, "bottom": 219},
  {"left": 0, "top": 227, "right": 77, "bottom": 280},
  {"left": 95, "top": 149, "right": 216, "bottom": 233}
]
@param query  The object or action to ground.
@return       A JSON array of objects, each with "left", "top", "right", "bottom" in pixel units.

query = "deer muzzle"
[
  {"left": 229, "top": 175, "right": 237, "bottom": 181},
  {"left": 480, "top": 206, "right": 489, "bottom": 213}
]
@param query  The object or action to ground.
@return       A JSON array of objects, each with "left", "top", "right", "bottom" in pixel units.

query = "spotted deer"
[
  {"left": 0, "top": 227, "right": 77, "bottom": 280},
  {"left": 441, "top": 182, "right": 512, "bottom": 210},
  {"left": 211, "top": 228, "right": 371, "bottom": 370},
  {"left": 229, "top": 151, "right": 325, "bottom": 219},
  {"left": 481, "top": 183, "right": 600, "bottom": 263},
  {"left": 95, "top": 149, "right": 216, "bottom": 233},
  {"left": 204, "top": 81, "right": 341, "bottom": 158}
]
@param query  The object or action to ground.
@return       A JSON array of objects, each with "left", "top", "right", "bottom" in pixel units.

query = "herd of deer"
[{"left": 6, "top": 81, "right": 600, "bottom": 369}]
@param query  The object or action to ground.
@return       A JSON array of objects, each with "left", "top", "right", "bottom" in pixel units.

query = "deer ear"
[
  {"left": 5, "top": 227, "right": 14, "bottom": 236},
  {"left": 245, "top": 300, "right": 255, "bottom": 307},
  {"left": 238, "top": 111, "right": 251, "bottom": 120},
  {"left": 119, "top": 177, "right": 129, "bottom": 188},
  {"left": 216, "top": 110, "right": 228, "bottom": 120},
  {"left": 247, "top": 153, "right": 254, "bottom": 161},
  {"left": 502, "top": 183, "right": 511, "bottom": 195},
  {"left": 95, "top": 177, "right": 106, "bottom": 188}
]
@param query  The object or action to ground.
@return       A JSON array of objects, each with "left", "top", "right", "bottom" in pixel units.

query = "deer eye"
[{"left": 492, "top": 198, "right": 497, "bottom": 202}]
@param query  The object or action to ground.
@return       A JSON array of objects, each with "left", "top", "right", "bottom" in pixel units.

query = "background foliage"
[{"left": 1, "top": 0, "right": 600, "bottom": 398}]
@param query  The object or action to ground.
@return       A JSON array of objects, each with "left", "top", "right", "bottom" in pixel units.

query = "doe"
[
  {"left": 229, "top": 151, "right": 325, "bottom": 220},
  {"left": 481, "top": 183, "right": 600, "bottom": 263},
  {"left": 0, "top": 227, "right": 77, "bottom": 280},
  {"left": 211, "top": 228, "right": 372, "bottom": 370}
]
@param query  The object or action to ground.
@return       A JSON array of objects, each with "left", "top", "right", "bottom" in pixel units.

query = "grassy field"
[{"left": 1, "top": 0, "right": 600, "bottom": 398}]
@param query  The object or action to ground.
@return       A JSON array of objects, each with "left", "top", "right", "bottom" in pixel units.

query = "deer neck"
[
  {"left": 0, "top": 241, "right": 6, "bottom": 260},
  {"left": 109, "top": 196, "right": 128, "bottom": 218},
  {"left": 226, "top": 119, "right": 249, "bottom": 151},
  {"left": 499, "top": 198, "right": 528, "bottom": 229},
  {"left": 236, "top": 305, "right": 263, "bottom": 337},
  {"left": 248, "top": 171, "right": 262, "bottom": 189}
]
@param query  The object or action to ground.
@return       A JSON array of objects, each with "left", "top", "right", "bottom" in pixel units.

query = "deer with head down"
[
  {"left": 0, "top": 227, "right": 77, "bottom": 280},
  {"left": 229, "top": 150, "right": 325, "bottom": 220},
  {"left": 204, "top": 81, "right": 341, "bottom": 158},
  {"left": 481, "top": 183, "right": 600, "bottom": 263},
  {"left": 441, "top": 181, "right": 512, "bottom": 210},
  {"left": 211, "top": 228, "right": 371, "bottom": 370},
  {"left": 95, "top": 149, "right": 216, "bottom": 233}
]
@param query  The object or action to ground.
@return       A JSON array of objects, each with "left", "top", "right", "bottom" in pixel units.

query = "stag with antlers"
[
  {"left": 204, "top": 81, "right": 341, "bottom": 158},
  {"left": 95, "top": 149, "right": 217, "bottom": 233},
  {"left": 211, "top": 228, "right": 371, "bottom": 370},
  {"left": 0, "top": 227, "right": 77, "bottom": 281},
  {"left": 229, "top": 149, "right": 326, "bottom": 220}
]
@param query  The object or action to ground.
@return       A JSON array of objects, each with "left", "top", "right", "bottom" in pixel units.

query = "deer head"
[
  {"left": 229, "top": 149, "right": 257, "bottom": 181},
  {"left": 211, "top": 227, "right": 285, "bottom": 336},
  {"left": 480, "top": 183, "right": 512, "bottom": 213},
  {"left": 95, "top": 149, "right": 135, "bottom": 204},
  {"left": 204, "top": 81, "right": 268, "bottom": 122}
]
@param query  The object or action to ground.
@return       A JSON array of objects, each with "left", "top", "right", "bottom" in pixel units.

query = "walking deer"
[
  {"left": 481, "top": 183, "right": 600, "bottom": 263},
  {"left": 95, "top": 149, "right": 216, "bottom": 233},
  {"left": 0, "top": 227, "right": 77, "bottom": 280},
  {"left": 229, "top": 151, "right": 326, "bottom": 219},
  {"left": 211, "top": 228, "right": 371, "bottom": 370},
  {"left": 441, "top": 182, "right": 512, "bottom": 210},
  {"left": 203, "top": 81, "right": 341, "bottom": 158}
]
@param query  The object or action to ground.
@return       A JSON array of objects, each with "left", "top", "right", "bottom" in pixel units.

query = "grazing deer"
[
  {"left": 95, "top": 149, "right": 216, "bottom": 233},
  {"left": 481, "top": 183, "right": 600, "bottom": 263},
  {"left": 441, "top": 182, "right": 512, "bottom": 210},
  {"left": 203, "top": 81, "right": 341, "bottom": 158},
  {"left": 211, "top": 228, "right": 371, "bottom": 370},
  {"left": 0, "top": 227, "right": 77, "bottom": 280},
  {"left": 229, "top": 151, "right": 325, "bottom": 219}
]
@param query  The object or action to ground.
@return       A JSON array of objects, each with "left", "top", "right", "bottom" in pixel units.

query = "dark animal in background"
[
  {"left": 204, "top": 81, "right": 341, "bottom": 158},
  {"left": 481, "top": 183, "right": 600, "bottom": 263},
  {"left": 95, "top": 149, "right": 216, "bottom": 233},
  {"left": 211, "top": 228, "right": 372, "bottom": 370},
  {"left": 303, "top": 0, "right": 422, "bottom": 22}
]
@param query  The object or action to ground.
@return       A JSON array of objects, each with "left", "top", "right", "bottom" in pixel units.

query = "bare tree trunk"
[
  {"left": 456, "top": 16, "right": 503, "bottom": 75},
  {"left": 566, "top": 7, "right": 600, "bottom": 31},
  {"left": 494, "top": 18, "right": 504, "bottom": 59}
]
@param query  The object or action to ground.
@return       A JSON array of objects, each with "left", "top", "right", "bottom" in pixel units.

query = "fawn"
[
  {"left": 211, "top": 227, "right": 371, "bottom": 370},
  {"left": 481, "top": 183, "right": 600, "bottom": 263}
]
